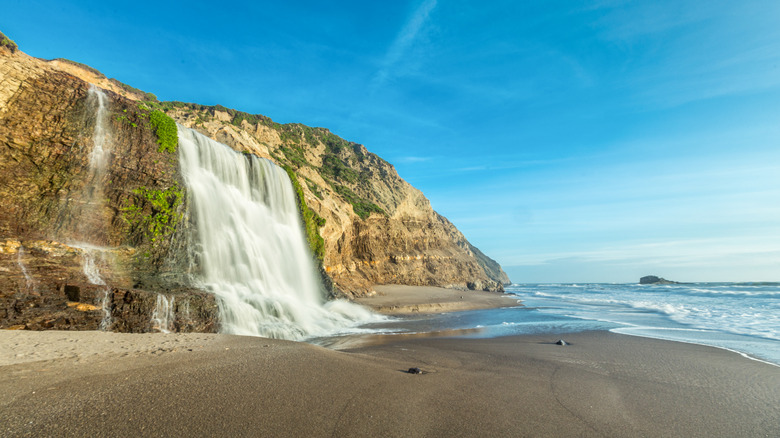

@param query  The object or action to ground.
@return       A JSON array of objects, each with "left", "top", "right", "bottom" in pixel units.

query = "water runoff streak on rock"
[
  {"left": 87, "top": 84, "right": 111, "bottom": 183},
  {"left": 151, "top": 295, "right": 175, "bottom": 333},
  {"left": 76, "top": 245, "right": 113, "bottom": 330},
  {"left": 177, "top": 126, "right": 379, "bottom": 339},
  {"left": 74, "top": 85, "right": 113, "bottom": 329},
  {"left": 16, "top": 245, "right": 37, "bottom": 294}
]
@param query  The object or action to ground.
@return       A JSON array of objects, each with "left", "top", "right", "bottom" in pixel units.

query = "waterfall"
[
  {"left": 87, "top": 84, "right": 111, "bottom": 178},
  {"left": 80, "top": 246, "right": 106, "bottom": 286},
  {"left": 72, "top": 85, "right": 114, "bottom": 329},
  {"left": 78, "top": 245, "right": 113, "bottom": 330},
  {"left": 177, "top": 125, "right": 379, "bottom": 339},
  {"left": 16, "top": 246, "right": 37, "bottom": 294},
  {"left": 79, "top": 85, "right": 113, "bottom": 233},
  {"left": 151, "top": 295, "right": 175, "bottom": 333}
]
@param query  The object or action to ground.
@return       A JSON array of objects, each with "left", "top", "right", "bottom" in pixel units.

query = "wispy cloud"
[
  {"left": 591, "top": 2, "right": 780, "bottom": 109},
  {"left": 396, "top": 156, "right": 432, "bottom": 163},
  {"left": 370, "top": 0, "right": 437, "bottom": 91},
  {"left": 503, "top": 235, "right": 780, "bottom": 269}
]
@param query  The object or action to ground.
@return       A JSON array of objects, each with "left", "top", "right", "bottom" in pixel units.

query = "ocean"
[{"left": 332, "top": 283, "right": 780, "bottom": 366}]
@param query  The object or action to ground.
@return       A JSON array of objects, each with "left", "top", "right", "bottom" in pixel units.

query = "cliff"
[
  {"left": 0, "top": 43, "right": 217, "bottom": 331},
  {"left": 0, "top": 37, "right": 508, "bottom": 332},
  {"left": 167, "top": 105, "right": 509, "bottom": 296}
]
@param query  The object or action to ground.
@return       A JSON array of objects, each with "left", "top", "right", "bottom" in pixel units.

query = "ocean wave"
[{"left": 508, "top": 282, "right": 780, "bottom": 344}]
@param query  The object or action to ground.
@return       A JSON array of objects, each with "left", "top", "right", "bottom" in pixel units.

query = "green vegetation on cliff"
[
  {"left": 332, "top": 184, "right": 384, "bottom": 219},
  {"left": 149, "top": 110, "right": 177, "bottom": 153},
  {"left": 158, "top": 101, "right": 385, "bottom": 220},
  {"left": 284, "top": 166, "right": 325, "bottom": 261},
  {"left": 135, "top": 101, "right": 178, "bottom": 153},
  {"left": 0, "top": 31, "right": 18, "bottom": 53},
  {"left": 123, "top": 184, "right": 183, "bottom": 245},
  {"left": 109, "top": 78, "right": 157, "bottom": 101}
]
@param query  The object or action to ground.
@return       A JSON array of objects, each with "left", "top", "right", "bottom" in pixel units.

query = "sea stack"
[{"left": 639, "top": 275, "right": 679, "bottom": 285}]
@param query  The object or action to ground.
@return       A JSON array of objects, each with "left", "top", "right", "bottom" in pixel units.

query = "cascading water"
[
  {"left": 87, "top": 85, "right": 110, "bottom": 182},
  {"left": 74, "top": 85, "right": 114, "bottom": 329},
  {"left": 78, "top": 245, "right": 112, "bottom": 330},
  {"left": 177, "top": 125, "right": 379, "bottom": 339},
  {"left": 80, "top": 246, "right": 106, "bottom": 286},
  {"left": 151, "top": 295, "right": 175, "bottom": 333},
  {"left": 16, "top": 246, "right": 37, "bottom": 294}
]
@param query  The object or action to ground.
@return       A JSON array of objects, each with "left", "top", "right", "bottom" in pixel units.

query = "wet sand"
[
  {"left": 356, "top": 284, "right": 521, "bottom": 314},
  {"left": 2, "top": 330, "right": 778, "bottom": 437}
]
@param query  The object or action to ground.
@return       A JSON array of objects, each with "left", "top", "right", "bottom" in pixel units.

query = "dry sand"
[
  {"left": 356, "top": 284, "right": 521, "bottom": 314},
  {"left": 2, "top": 330, "right": 778, "bottom": 437}
]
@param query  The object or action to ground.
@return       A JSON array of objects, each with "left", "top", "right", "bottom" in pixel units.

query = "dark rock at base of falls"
[
  {"left": 0, "top": 240, "right": 219, "bottom": 332},
  {"left": 639, "top": 275, "right": 679, "bottom": 285},
  {"left": 1, "top": 283, "right": 219, "bottom": 333}
]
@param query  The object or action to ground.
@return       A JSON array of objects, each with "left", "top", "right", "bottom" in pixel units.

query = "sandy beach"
[
  {"left": 355, "top": 285, "right": 521, "bottom": 314},
  {"left": 2, "top": 329, "right": 778, "bottom": 437}
]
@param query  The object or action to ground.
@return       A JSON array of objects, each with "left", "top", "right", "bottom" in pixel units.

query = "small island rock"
[{"left": 639, "top": 275, "right": 679, "bottom": 285}]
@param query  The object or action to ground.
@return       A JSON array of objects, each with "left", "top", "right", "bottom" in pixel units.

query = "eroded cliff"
[
  {"left": 0, "top": 45, "right": 216, "bottom": 331},
  {"left": 0, "top": 38, "right": 508, "bottom": 332},
  {"left": 168, "top": 105, "right": 509, "bottom": 296}
]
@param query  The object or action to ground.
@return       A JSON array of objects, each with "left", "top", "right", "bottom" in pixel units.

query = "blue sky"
[{"left": 4, "top": 0, "right": 780, "bottom": 282}]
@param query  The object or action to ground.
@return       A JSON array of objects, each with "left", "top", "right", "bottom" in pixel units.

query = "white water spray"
[
  {"left": 151, "top": 295, "right": 175, "bottom": 333},
  {"left": 78, "top": 246, "right": 112, "bottom": 330},
  {"left": 81, "top": 247, "right": 106, "bottom": 286},
  {"left": 16, "top": 246, "right": 37, "bottom": 293},
  {"left": 177, "top": 125, "right": 379, "bottom": 339},
  {"left": 87, "top": 84, "right": 111, "bottom": 176}
]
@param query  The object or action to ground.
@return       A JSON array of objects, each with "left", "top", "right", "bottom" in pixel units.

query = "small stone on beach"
[
  {"left": 555, "top": 339, "right": 568, "bottom": 346},
  {"left": 407, "top": 367, "right": 423, "bottom": 374}
]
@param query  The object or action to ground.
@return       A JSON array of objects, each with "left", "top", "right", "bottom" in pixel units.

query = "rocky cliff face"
[
  {"left": 0, "top": 40, "right": 508, "bottom": 331},
  {"left": 168, "top": 107, "right": 509, "bottom": 296},
  {"left": 0, "top": 46, "right": 216, "bottom": 331}
]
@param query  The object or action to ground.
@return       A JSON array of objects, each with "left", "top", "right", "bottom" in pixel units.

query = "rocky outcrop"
[
  {"left": 639, "top": 275, "right": 679, "bottom": 285},
  {"left": 0, "top": 45, "right": 206, "bottom": 330},
  {"left": 0, "top": 239, "right": 218, "bottom": 332},
  {"left": 0, "top": 38, "right": 509, "bottom": 331}
]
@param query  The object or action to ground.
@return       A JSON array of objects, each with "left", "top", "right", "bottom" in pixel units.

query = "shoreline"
[
  {"left": 2, "top": 330, "right": 778, "bottom": 436},
  {"left": 610, "top": 328, "right": 780, "bottom": 369},
  {"left": 355, "top": 284, "right": 521, "bottom": 315}
]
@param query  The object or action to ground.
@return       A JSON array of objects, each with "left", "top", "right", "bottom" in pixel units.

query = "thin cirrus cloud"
[{"left": 370, "top": 0, "right": 437, "bottom": 91}]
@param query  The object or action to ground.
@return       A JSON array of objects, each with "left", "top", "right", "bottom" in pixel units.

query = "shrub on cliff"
[
  {"left": 0, "top": 31, "right": 18, "bottom": 53},
  {"left": 122, "top": 185, "right": 183, "bottom": 252},
  {"left": 149, "top": 110, "right": 177, "bottom": 153}
]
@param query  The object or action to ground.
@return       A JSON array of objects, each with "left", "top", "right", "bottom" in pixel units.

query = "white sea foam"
[{"left": 507, "top": 283, "right": 780, "bottom": 365}]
